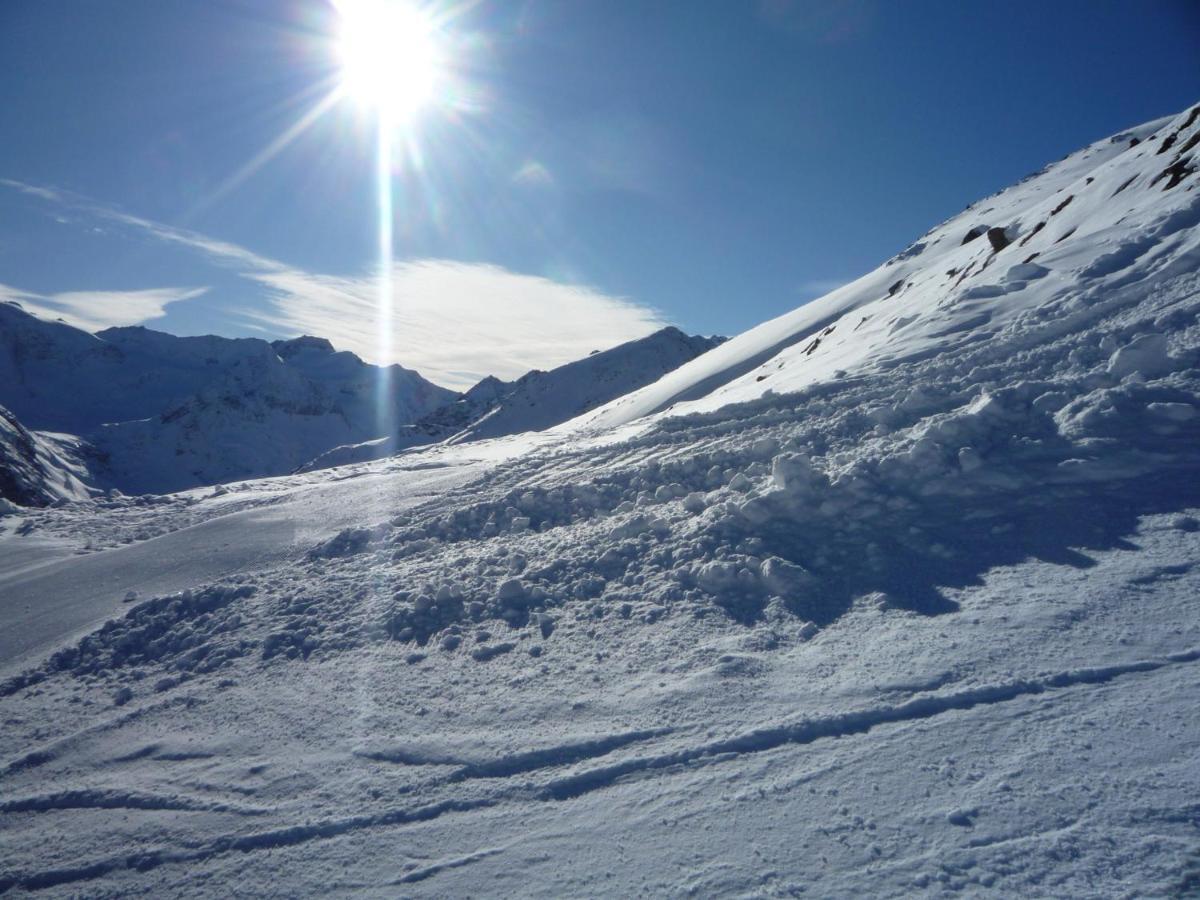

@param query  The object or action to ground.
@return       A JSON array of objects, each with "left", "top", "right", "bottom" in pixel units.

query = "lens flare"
[{"left": 335, "top": 0, "right": 440, "bottom": 121}]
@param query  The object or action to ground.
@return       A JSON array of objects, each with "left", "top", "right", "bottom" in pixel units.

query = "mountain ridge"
[
  {"left": 0, "top": 304, "right": 723, "bottom": 496},
  {"left": 300, "top": 325, "right": 725, "bottom": 472}
]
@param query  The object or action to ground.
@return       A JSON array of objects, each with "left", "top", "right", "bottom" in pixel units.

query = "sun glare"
[{"left": 335, "top": 0, "right": 440, "bottom": 121}]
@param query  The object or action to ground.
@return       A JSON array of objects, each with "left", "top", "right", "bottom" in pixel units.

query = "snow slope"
[
  {"left": 302, "top": 326, "right": 723, "bottom": 472},
  {"left": 0, "top": 307, "right": 456, "bottom": 494},
  {"left": 1, "top": 103, "right": 1199, "bottom": 897},
  {"left": 567, "top": 108, "right": 1198, "bottom": 435}
]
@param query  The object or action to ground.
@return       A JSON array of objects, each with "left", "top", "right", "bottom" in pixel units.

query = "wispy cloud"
[
  {"left": 512, "top": 160, "right": 555, "bottom": 188},
  {"left": 2, "top": 179, "right": 667, "bottom": 389},
  {"left": 1, "top": 179, "right": 286, "bottom": 274},
  {"left": 0, "top": 282, "right": 208, "bottom": 332},
  {"left": 247, "top": 261, "right": 665, "bottom": 388}
]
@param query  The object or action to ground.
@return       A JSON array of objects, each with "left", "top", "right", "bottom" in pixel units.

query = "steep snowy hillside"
[
  {"left": 569, "top": 106, "right": 1200, "bottom": 434},
  {"left": 0, "top": 306, "right": 456, "bottom": 494},
  {"left": 302, "top": 327, "right": 723, "bottom": 472},
  {"left": 0, "top": 405, "right": 95, "bottom": 508},
  {"left": 1, "top": 105, "right": 1198, "bottom": 897}
]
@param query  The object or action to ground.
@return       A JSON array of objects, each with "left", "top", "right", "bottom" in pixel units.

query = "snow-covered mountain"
[
  {"left": 1, "top": 104, "right": 1198, "bottom": 897},
  {"left": 0, "top": 305, "right": 457, "bottom": 493},
  {"left": 302, "top": 326, "right": 724, "bottom": 472},
  {"left": 89, "top": 335, "right": 459, "bottom": 494},
  {"left": 0, "top": 405, "right": 95, "bottom": 508}
]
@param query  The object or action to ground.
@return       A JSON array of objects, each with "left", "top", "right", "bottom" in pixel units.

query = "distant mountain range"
[
  {"left": 301, "top": 326, "right": 725, "bottom": 472},
  {"left": 0, "top": 301, "right": 722, "bottom": 501}
]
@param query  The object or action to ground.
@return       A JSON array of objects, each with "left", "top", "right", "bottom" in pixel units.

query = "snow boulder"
[
  {"left": 759, "top": 556, "right": 816, "bottom": 598},
  {"left": 770, "top": 453, "right": 827, "bottom": 496},
  {"left": 1107, "top": 333, "right": 1177, "bottom": 380},
  {"left": 1004, "top": 262, "right": 1050, "bottom": 282}
]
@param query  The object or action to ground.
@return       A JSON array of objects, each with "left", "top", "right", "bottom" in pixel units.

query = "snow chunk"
[
  {"left": 1107, "top": 333, "right": 1176, "bottom": 380},
  {"left": 497, "top": 579, "right": 527, "bottom": 602},
  {"left": 470, "top": 642, "right": 515, "bottom": 662},
  {"left": 1004, "top": 262, "right": 1050, "bottom": 282},
  {"left": 609, "top": 514, "right": 667, "bottom": 540},
  {"left": 771, "top": 453, "right": 824, "bottom": 495},
  {"left": 759, "top": 557, "right": 816, "bottom": 598}
]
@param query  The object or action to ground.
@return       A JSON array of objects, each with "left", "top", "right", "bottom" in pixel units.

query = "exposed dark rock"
[
  {"left": 1151, "top": 156, "right": 1196, "bottom": 191},
  {"left": 986, "top": 226, "right": 1012, "bottom": 253},
  {"left": 961, "top": 225, "right": 988, "bottom": 246},
  {"left": 0, "top": 406, "right": 51, "bottom": 507},
  {"left": 1112, "top": 175, "right": 1138, "bottom": 197},
  {"left": 1156, "top": 106, "right": 1200, "bottom": 156},
  {"left": 1019, "top": 222, "right": 1046, "bottom": 247}
]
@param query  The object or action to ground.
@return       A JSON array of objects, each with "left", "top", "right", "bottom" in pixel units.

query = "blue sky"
[{"left": 1, "top": 0, "right": 1198, "bottom": 387}]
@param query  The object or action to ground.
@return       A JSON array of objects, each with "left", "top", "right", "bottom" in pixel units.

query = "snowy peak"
[
  {"left": 270, "top": 335, "right": 337, "bottom": 358},
  {"left": 96, "top": 324, "right": 277, "bottom": 370},
  {"left": 462, "top": 375, "right": 508, "bottom": 402},
  {"left": 449, "top": 326, "right": 724, "bottom": 444},
  {"left": 87, "top": 335, "right": 457, "bottom": 494}
]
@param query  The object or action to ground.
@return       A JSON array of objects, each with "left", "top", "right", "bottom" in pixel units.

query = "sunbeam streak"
[
  {"left": 197, "top": 86, "right": 343, "bottom": 218},
  {"left": 375, "top": 112, "right": 396, "bottom": 440}
]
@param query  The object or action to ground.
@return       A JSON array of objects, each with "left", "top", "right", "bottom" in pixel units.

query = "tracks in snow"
[
  {"left": 0, "top": 798, "right": 496, "bottom": 894},
  {"left": 3, "top": 647, "right": 1198, "bottom": 893},
  {"left": 541, "top": 648, "right": 1200, "bottom": 799},
  {"left": 0, "top": 788, "right": 266, "bottom": 816}
]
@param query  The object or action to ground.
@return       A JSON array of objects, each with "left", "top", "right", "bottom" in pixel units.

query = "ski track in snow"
[{"left": 2, "top": 647, "right": 1197, "bottom": 893}]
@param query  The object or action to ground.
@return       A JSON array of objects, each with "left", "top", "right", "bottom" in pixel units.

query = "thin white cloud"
[
  {"left": 3, "top": 179, "right": 668, "bottom": 389},
  {"left": 0, "top": 282, "right": 208, "bottom": 332},
  {"left": 1, "top": 179, "right": 286, "bottom": 274},
  {"left": 512, "top": 160, "right": 555, "bottom": 188},
  {"left": 1, "top": 181, "right": 64, "bottom": 204},
  {"left": 246, "top": 261, "right": 666, "bottom": 389}
]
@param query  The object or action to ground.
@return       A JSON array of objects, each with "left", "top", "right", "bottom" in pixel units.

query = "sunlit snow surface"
[{"left": 2, "top": 104, "right": 1200, "bottom": 896}]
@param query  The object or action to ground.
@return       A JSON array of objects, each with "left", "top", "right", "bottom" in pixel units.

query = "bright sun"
[{"left": 335, "top": 0, "right": 440, "bottom": 120}]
